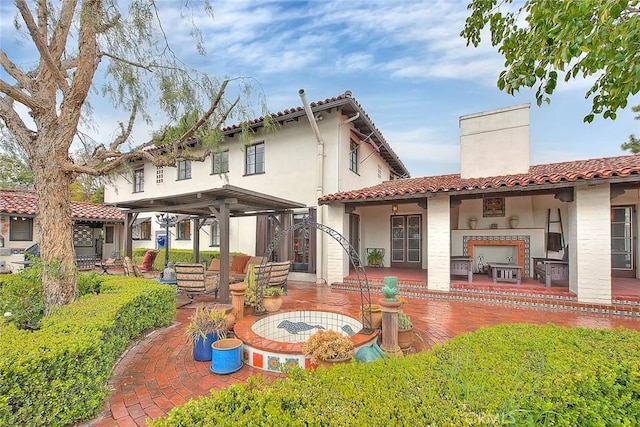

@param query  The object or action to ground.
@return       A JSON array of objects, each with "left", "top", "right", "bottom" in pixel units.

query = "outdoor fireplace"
[{"left": 462, "top": 235, "right": 531, "bottom": 277}]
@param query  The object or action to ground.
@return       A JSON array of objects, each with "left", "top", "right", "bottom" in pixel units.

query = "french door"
[
  {"left": 611, "top": 206, "right": 635, "bottom": 278},
  {"left": 390, "top": 215, "right": 422, "bottom": 269}
]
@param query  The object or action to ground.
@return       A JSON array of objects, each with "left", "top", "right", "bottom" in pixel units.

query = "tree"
[
  {"left": 0, "top": 1, "right": 263, "bottom": 314},
  {"left": 461, "top": 0, "right": 640, "bottom": 122},
  {"left": 621, "top": 105, "right": 640, "bottom": 153},
  {"left": 0, "top": 127, "right": 33, "bottom": 188}
]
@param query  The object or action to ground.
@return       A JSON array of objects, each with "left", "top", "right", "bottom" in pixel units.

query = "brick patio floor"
[{"left": 85, "top": 281, "right": 640, "bottom": 426}]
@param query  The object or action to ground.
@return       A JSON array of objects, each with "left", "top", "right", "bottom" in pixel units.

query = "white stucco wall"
[
  {"left": 104, "top": 108, "right": 396, "bottom": 259},
  {"left": 460, "top": 104, "right": 530, "bottom": 179},
  {"left": 573, "top": 184, "right": 612, "bottom": 303},
  {"left": 427, "top": 195, "right": 451, "bottom": 291}
]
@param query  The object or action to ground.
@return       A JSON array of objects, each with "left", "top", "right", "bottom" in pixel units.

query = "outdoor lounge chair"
[
  {"left": 137, "top": 249, "right": 158, "bottom": 272},
  {"left": 254, "top": 261, "right": 292, "bottom": 293},
  {"left": 175, "top": 262, "right": 218, "bottom": 305}
]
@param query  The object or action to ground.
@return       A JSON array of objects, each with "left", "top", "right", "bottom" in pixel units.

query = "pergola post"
[{"left": 219, "top": 200, "right": 231, "bottom": 303}]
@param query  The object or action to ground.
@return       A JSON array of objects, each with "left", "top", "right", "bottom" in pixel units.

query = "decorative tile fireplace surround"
[{"left": 463, "top": 235, "right": 531, "bottom": 277}]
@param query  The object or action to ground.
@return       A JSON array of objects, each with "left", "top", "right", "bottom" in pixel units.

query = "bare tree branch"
[
  {"left": 58, "top": 0, "right": 100, "bottom": 144},
  {"left": 0, "top": 96, "right": 35, "bottom": 153},
  {"left": 173, "top": 79, "right": 231, "bottom": 148},
  {"left": 15, "top": 0, "right": 71, "bottom": 94},
  {"left": 0, "top": 49, "right": 33, "bottom": 90},
  {"left": 0, "top": 80, "right": 37, "bottom": 110},
  {"left": 110, "top": 103, "right": 137, "bottom": 151},
  {"left": 99, "top": 51, "right": 154, "bottom": 71},
  {"left": 49, "top": 0, "right": 80, "bottom": 62}
]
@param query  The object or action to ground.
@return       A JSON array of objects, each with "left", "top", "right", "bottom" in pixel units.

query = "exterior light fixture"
[{"left": 391, "top": 204, "right": 398, "bottom": 214}]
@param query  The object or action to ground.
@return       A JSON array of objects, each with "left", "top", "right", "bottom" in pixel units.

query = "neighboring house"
[
  {"left": 0, "top": 189, "right": 125, "bottom": 271},
  {"left": 104, "top": 90, "right": 410, "bottom": 283},
  {"left": 320, "top": 104, "right": 640, "bottom": 304}
]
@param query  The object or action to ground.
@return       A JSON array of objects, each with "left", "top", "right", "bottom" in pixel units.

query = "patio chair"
[
  {"left": 137, "top": 249, "right": 158, "bottom": 272},
  {"left": 175, "top": 262, "right": 217, "bottom": 305},
  {"left": 96, "top": 251, "right": 123, "bottom": 274},
  {"left": 123, "top": 256, "right": 141, "bottom": 277}
]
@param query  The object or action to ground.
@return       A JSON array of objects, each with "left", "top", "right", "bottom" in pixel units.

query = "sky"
[{"left": 1, "top": 0, "right": 639, "bottom": 178}]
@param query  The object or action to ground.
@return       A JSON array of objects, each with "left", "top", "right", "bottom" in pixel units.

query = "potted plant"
[
  {"left": 366, "top": 248, "right": 384, "bottom": 267},
  {"left": 263, "top": 286, "right": 284, "bottom": 312},
  {"left": 397, "top": 310, "right": 414, "bottom": 354},
  {"left": 302, "top": 329, "right": 355, "bottom": 368},
  {"left": 184, "top": 305, "right": 227, "bottom": 361}
]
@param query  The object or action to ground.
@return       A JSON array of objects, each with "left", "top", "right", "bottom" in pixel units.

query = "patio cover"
[{"left": 107, "top": 184, "right": 307, "bottom": 303}]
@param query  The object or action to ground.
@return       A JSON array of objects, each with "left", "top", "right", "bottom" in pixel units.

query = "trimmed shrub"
[
  {"left": 0, "top": 270, "right": 45, "bottom": 330},
  {"left": 150, "top": 324, "right": 640, "bottom": 426},
  {"left": 0, "top": 276, "right": 176, "bottom": 426}
]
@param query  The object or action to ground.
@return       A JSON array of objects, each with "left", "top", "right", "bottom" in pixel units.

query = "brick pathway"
[{"left": 85, "top": 281, "right": 640, "bottom": 426}]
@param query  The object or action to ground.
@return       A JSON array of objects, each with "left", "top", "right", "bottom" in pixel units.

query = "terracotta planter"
[
  {"left": 316, "top": 355, "right": 352, "bottom": 369},
  {"left": 360, "top": 304, "right": 382, "bottom": 329},
  {"left": 263, "top": 295, "right": 283, "bottom": 313},
  {"left": 398, "top": 327, "right": 414, "bottom": 354}
]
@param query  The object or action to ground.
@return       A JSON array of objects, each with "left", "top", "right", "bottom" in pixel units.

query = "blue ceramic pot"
[{"left": 193, "top": 332, "right": 218, "bottom": 361}]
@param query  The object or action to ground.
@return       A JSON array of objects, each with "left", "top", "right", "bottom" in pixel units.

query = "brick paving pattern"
[{"left": 84, "top": 281, "right": 640, "bottom": 426}]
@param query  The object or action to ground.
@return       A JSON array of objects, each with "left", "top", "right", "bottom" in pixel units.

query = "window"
[
  {"left": 177, "top": 160, "right": 192, "bottom": 180},
  {"left": 132, "top": 219, "right": 151, "bottom": 240},
  {"left": 210, "top": 222, "right": 220, "bottom": 246},
  {"left": 10, "top": 216, "right": 33, "bottom": 241},
  {"left": 105, "top": 226, "right": 115, "bottom": 244},
  {"left": 156, "top": 166, "right": 164, "bottom": 184},
  {"left": 133, "top": 168, "right": 144, "bottom": 192},
  {"left": 212, "top": 150, "right": 229, "bottom": 174},
  {"left": 349, "top": 140, "right": 358, "bottom": 173},
  {"left": 378, "top": 164, "right": 382, "bottom": 179},
  {"left": 177, "top": 219, "right": 191, "bottom": 240},
  {"left": 245, "top": 142, "right": 265, "bottom": 175}
]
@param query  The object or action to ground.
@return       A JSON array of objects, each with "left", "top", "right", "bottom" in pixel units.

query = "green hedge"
[
  {"left": 0, "top": 276, "right": 176, "bottom": 426},
  {"left": 131, "top": 248, "right": 247, "bottom": 271},
  {"left": 151, "top": 324, "right": 640, "bottom": 426}
]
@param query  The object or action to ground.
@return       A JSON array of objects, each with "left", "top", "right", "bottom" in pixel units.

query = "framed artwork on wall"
[{"left": 483, "top": 197, "right": 505, "bottom": 217}]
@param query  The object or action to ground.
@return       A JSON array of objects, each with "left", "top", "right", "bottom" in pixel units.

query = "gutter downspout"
[{"left": 299, "top": 89, "right": 325, "bottom": 284}]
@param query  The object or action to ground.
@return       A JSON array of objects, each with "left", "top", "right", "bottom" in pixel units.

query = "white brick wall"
[
  {"left": 427, "top": 195, "right": 451, "bottom": 291},
  {"left": 325, "top": 204, "right": 347, "bottom": 286},
  {"left": 574, "top": 184, "right": 611, "bottom": 303}
]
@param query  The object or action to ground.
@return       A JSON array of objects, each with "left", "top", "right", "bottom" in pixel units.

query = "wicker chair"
[{"left": 175, "top": 263, "right": 217, "bottom": 304}]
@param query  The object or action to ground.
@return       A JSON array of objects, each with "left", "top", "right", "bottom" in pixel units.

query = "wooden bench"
[
  {"left": 450, "top": 256, "right": 473, "bottom": 283},
  {"left": 533, "top": 258, "right": 569, "bottom": 288},
  {"left": 175, "top": 263, "right": 218, "bottom": 304}
]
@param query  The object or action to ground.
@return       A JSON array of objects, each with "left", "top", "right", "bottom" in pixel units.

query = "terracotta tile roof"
[
  {"left": 0, "top": 189, "right": 124, "bottom": 222},
  {"left": 319, "top": 154, "right": 640, "bottom": 203}
]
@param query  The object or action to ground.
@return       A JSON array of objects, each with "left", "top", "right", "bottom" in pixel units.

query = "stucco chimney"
[{"left": 459, "top": 104, "right": 530, "bottom": 179}]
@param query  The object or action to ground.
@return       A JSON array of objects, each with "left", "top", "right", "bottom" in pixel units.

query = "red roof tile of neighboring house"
[
  {"left": 0, "top": 189, "right": 124, "bottom": 222},
  {"left": 319, "top": 154, "right": 640, "bottom": 203}
]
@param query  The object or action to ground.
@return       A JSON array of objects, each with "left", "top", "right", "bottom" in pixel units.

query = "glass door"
[
  {"left": 390, "top": 215, "right": 422, "bottom": 268},
  {"left": 292, "top": 213, "right": 309, "bottom": 271},
  {"left": 611, "top": 206, "right": 634, "bottom": 277}
]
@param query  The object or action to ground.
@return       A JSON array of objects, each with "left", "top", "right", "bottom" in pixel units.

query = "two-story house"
[{"left": 104, "top": 90, "right": 409, "bottom": 292}]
